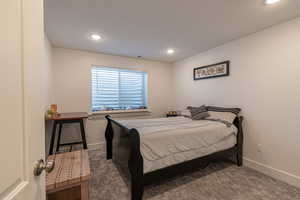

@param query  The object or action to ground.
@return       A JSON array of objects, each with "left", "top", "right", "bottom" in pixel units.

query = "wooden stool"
[
  {"left": 46, "top": 150, "right": 91, "bottom": 200},
  {"left": 48, "top": 112, "right": 89, "bottom": 155}
]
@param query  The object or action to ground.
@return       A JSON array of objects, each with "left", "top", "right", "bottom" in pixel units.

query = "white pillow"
[
  {"left": 206, "top": 111, "right": 236, "bottom": 123},
  {"left": 180, "top": 109, "right": 192, "bottom": 118}
]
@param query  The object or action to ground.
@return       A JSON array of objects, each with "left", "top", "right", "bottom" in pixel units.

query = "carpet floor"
[{"left": 88, "top": 149, "right": 300, "bottom": 200}]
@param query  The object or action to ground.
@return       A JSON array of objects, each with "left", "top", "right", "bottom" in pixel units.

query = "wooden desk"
[
  {"left": 48, "top": 112, "right": 89, "bottom": 155},
  {"left": 46, "top": 150, "right": 91, "bottom": 200}
]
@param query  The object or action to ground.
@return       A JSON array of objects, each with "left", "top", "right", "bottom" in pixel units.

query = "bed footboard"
[{"left": 105, "top": 115, "right": 144, "bottom": 200}]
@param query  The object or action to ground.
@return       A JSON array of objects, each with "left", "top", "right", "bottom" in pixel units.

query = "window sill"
[{"left": 90, "top": 109, "right": 150, "bottom": 116}]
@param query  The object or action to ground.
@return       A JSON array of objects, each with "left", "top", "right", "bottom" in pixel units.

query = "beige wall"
[
  {"left": 44, "top": 36, "right": 54, "bottom": 155},
  {"left": 43, "top": 36, "right": 53, "bottom": 104},
  {"left": 172, "top": 17, "right": 300, "bottom": 187},
  {"left": 50, "top": 48, "right": 174, "bottom": 150}
]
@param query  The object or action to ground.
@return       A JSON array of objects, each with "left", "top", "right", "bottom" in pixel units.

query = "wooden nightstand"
[
  {"left": 166, "top": 114, "right": 178, "bottom": 117},
  {"left": 46, "top": 150, "right": 91, "bottom": 200}
]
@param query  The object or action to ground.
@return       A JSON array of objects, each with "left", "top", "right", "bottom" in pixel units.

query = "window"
[{"left": 91, "top": 66, "right": 148, "bottom": 112}]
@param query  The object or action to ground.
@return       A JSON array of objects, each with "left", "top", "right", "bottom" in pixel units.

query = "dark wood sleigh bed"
[{"left": 105, "top": 115, "right": 244, "bottom": 200}]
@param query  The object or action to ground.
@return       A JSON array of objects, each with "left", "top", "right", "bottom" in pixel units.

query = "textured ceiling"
[{"left": 45, "top": 0, "right": 300, "bottom": 62}]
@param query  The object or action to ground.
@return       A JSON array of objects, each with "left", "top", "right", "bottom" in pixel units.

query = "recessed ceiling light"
[
  {"left": 265, "top": 0, "right": 281, "bottom": 5},
  {"left": 90, "top": 34, "right": 102, "bottom": 41},
  {"left": 167, "top": 49, "right": 175, "bottom": 55}
]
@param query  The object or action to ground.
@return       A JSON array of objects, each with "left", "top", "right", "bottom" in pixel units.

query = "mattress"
[{"left": 118, "top": 117, "right": 237, "bottom": 173}]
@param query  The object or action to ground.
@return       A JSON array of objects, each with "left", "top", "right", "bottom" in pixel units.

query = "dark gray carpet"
[{"left": 88, "top": 149, "right": 300, "bottom": 200}]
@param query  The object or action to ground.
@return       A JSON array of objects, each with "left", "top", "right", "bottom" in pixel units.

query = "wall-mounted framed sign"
[{"left": 194, "top": 61, "right": 230, "bottom": 80}]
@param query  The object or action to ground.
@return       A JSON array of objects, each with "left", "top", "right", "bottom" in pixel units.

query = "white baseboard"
[
  {"left": 87, "top": 142, "right": 105, "bottom": 151},
  {"left": 244, "top": 157, "right": 300, "bottom": 189}
]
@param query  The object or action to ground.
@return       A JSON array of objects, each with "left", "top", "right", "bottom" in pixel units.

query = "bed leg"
[
  {"left": 131, "top": 178, "right": 144, "bottom": 200},
  {"left": 106, "top": 138, "right": 112, "bottom": 160},
  {"left": 105, "top": 116, "right": 113, "bottom": 160},
  {"left": 236, "top": 116, "right": 243, "bottom": 167},
  {"left": 237, "top": 150, "right": 243, "bottom": 166}
]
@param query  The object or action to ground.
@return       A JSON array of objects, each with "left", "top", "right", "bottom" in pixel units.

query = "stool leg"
[
  {"left": 81, "top": 181, "right": 89, "bottom": 200},
  {"left": 79, "top": 120, "right": 88, "bottom": 149},
  {"left": 49, "top": 121, "right": 57, "bottom": 155},
  {"left": 56, "top": 123, "right": 63, "bottom": 152}
]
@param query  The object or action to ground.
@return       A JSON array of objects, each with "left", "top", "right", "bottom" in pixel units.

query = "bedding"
[
  {"left": 180, "top": 109, "right": 192, "bottom": 118},
  {"left": 206, "top": 106, "right": 241, "bottom": 115},
  {"left": 187, "top": 105, "right": 209, "bottom": 120},
  {"left": 118, "top": 116, "right": 237, "bottom": 172},
  {"left": 206, "top": 111, "right": 237, "bottom": 123},
  {"left": 206, "top": 106, "right": 241, "bottom": 123}
]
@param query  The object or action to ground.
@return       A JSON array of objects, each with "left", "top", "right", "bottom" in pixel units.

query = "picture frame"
[{"left": 193, "top": 61, "right": 230, "bottom": 80}]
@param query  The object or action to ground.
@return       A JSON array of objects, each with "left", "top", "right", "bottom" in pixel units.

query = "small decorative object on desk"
[
  {"left": 51, "top": 104, "right": 57, "bottom": 113},
  {"left": 167, "top": 111, "right": 178, "bottom": 117},
  {"left": 46, "top": 104, "right": 59, "bottom": 118}
]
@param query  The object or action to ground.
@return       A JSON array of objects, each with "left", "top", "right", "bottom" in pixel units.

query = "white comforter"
[{"left": 118, "top": 117, "right": 237, "bottom": 162}]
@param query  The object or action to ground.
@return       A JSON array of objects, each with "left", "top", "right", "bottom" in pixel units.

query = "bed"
[{"left": 105, "top": 113, "right": 243, "bottom": 200}]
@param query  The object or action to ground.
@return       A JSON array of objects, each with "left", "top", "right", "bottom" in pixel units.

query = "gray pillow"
[
  {"left": 187, "top": 105, "right": 209, "bottom": 120},
  {"left": 206, "top": 106, "right": 241, "bottom": 115}
]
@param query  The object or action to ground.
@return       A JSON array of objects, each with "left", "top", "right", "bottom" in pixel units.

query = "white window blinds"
[{"left": 91, "top": 66, "right": 148, "bottom": 111}]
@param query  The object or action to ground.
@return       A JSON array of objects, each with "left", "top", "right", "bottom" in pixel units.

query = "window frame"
[{"left": 90, "top": 66, "right": 149, "bottom": 114}]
